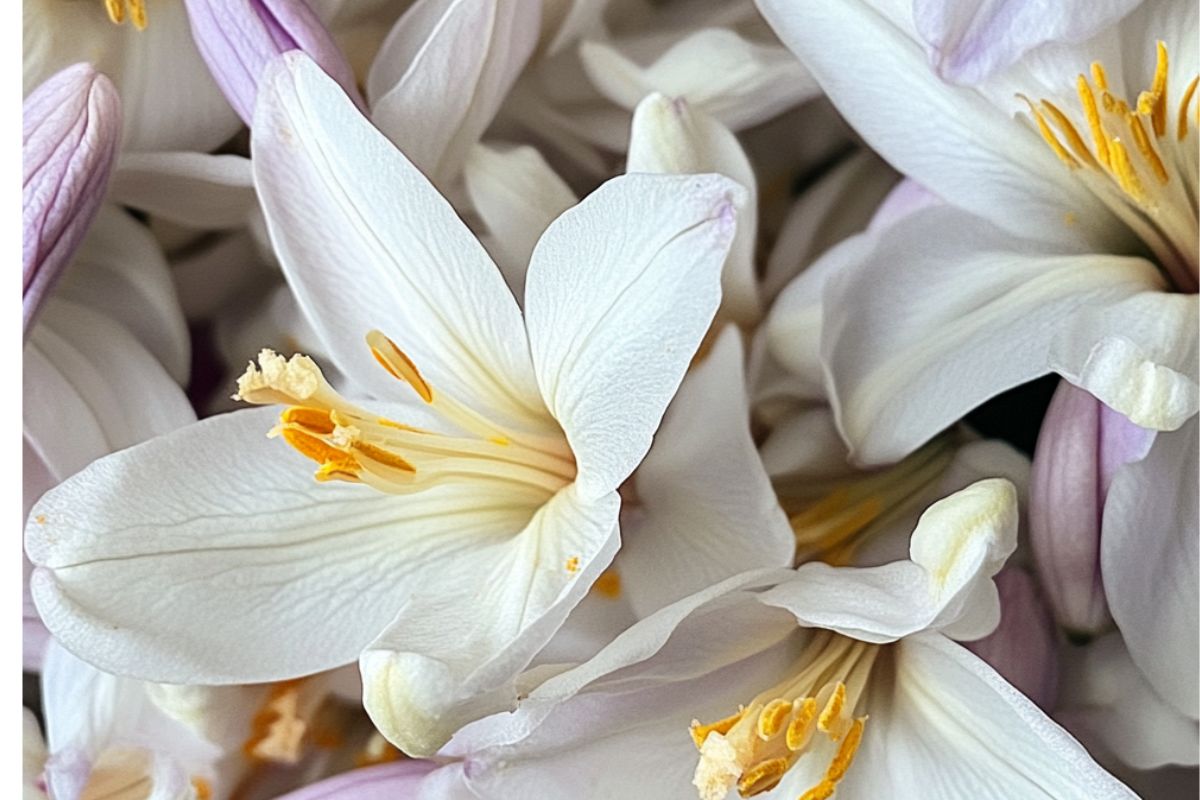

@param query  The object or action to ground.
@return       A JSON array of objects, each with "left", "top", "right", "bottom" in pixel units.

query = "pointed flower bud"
[
  {"left": 1029, "top": 380, "right": 1155, "bottom": 637},
  {"left": 966, "top": 567, "right": 1060, "bottom": 710},
  {"left": 184, "top": 0, "right": 363, "bottom": 125},
  {"left": 23, "top": 63, "right": 121, "bottom": 335}
]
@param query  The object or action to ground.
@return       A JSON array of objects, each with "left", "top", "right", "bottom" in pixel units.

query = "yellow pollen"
[
  {"left": 565, "top": 556, "right": 580, "bottom": 573},
  {"left": 1179, "top": 76, "right": 1199, "bottom": 140},
  {"left": 351, "top": 441, "right": 417, "bottom": 473},
  {"left": 690, "top": 709, "right": 744, "bottom": 749},
  {"left": 280, "top": 407, "right": 336, "bottom": 434},
  {"left": 592, "top": 568, "right": 622, "bottom": 598},
  {"left": 103, "top": 0, "right": 147, "bottom": 29},
  {"left": 280, "top": 428, "right": 360, "bottom": 475},
  {"left": 1076, "top": 75, "right": 1110, "bottom": 167},
  {"left": 191, "top": 777, "right": 212, "bottom": 800},
  {"left": 757, "top": 699, "right": 792, "bottom": 740},
  {"left": 367, "top": 330, "right": 433, "bottom": 403},
  {"left": 736, "top": 757, "right": 789, "bottom": 797},
  {"left": 1090, "top": 61, "right": 1108, "bottom": 91},
  {"left": 825, "top": 718, "right": 865, "bottom": 783},
  {"left": 799, "top": 781, "right": 836, "bottom": 800},
  {"left": 785, "top": 697, "right": 818, "bottom": 751},
  {"left": 1019, "top": 95, "right": 1080, "bottom": 168},
  {"left": 817, "top": 682, "right": 846, "bottom": 735},
  {"left": 1126, "top": 112, "right": 1169, "bottom": 183},
  {"left": 1109, "top": 138, "right": 1148, "bottom": 203},
  {"left": 1041, "top": 98, "right": 1098, "bottom": 167},
  {"left": 1150, "top": 40, "right": 1169, "bottom": 136}
]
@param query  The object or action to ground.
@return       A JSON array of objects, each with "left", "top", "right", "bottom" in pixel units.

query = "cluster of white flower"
[{"left": 21, "top": 0, "right": 1198, "bottom": 798}]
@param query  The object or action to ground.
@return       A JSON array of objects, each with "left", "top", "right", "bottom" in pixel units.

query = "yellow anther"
[
  {"left": 785, "top": 697, "right": 818, "bottom": 751},
  {"left": 1090, "top": 61, "right": 1108, "bottom": 91},
  {"left": 1126, "top": 113, "right": 1169, "bottom": 183},
  {"left": 366, "top": 330, "right": 433, "bottom": 403},
  {"left": 689, "top": 710, "right": 744, "bottom": 749},
  {"left": 1149, "top": 40, "right": 1169, "bottom": 136},
  {"left": 103, "top": 0, "right": 147, "bottom": 29},
  {"left": 1109, "top": 138, "right": 1148, "bottom": 204},
  {"left": 825, "top": 718, "right": 866, "bottom": 783},
  {"left": 104, "top": 0, "right": 124, "bottom": 23},
  {"left": 817, "top": 682, "right": 846, "bottom": 734},
  {"left": 1179, "top": 76, "right": 1199, "bottom": 140},
  {"left": 280, "top": 407, "right": 336, "bottom": 435},
  {"left": 737, "top": 757, "right": 789, "bottom": 797},
  {"left": 757, "top": 699, "right": 793, "bottom": 740},
  {"left": 592, "top": 568, "right": 622, "bottom": 598},
  {"left": 1041, "top": 98, "right": 1099, "bottom": 168},
  {"left": 191, "top": 777, "right": 212, "bottom": 800},
  {"left": 280, "top": 428, "right": 359, "bottom": 473},
  {"left": 352, "top": 441, "right": 416, "bottom": 473},
  {"left": 1076, "top": 75, "right": 1110, "bottom": 167},
  {"left": 799, "top": 780, "right": 837, "bottom": 800},
  {"left": 1019, "top": 95, "right": 1080, "bottom": 169}
]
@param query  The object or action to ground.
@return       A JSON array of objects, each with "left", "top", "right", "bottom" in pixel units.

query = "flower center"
[
  {"left": 235, "top": 332, "right": 576, "bottom": 502},
  {"left": 102, "top": 0, "right": 148, "bottom": 29},
  {"left": 781, "top": 436, "right": 955, "bottom": 566},
  {"left": 689, "top": 631, "right": 878, "bottom": 800},
  {"left": 1020, "top": 41, "right": 1199, "bottom": 290}
]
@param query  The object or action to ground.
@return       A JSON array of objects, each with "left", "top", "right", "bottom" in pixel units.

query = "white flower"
[{"left": 26, "top": 53, "right": 743, "bottom": 757}]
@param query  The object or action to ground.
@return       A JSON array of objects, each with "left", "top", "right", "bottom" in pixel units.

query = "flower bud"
[
  {"left": 184, "top": 0, "right": 363, "bottom": 125},
  {"left": 967, "top": 567, "right": 1059, "bottom": 710},
  {"left": 22, "top": 64, "right": 121, "bottom": 335},
  {"left": 1029, "top": 380, "right": 1154, "bottom": 636}
]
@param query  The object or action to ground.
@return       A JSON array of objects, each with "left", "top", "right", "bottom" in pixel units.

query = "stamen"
[
  {"left": 690, "top": 710, "right": 744, "bottom": 748},
  {"left": 592, "top": 568, "right": 622, "bottom": 598},
  {"left": 736, "top": 758, "right": 789, "bottom": 797},
  {"left": 1150, "top": 40, "right": 1169, "bottom": 136},
  {"left": 1076, "top": 75, "right": 1110, "bottom": 167},
  {"left": 366, "top": 330, "right": 433, "bottom": 403},
  {"left": 104, "top": 0, "right": 124, "bottom": 24},
  {"left": 817, "top": 682, "right": 846, "bottom": 736},
  {"left": 279, "top": 428, "right": 360, "bottom": 475},
  {"left": 1018, "top": 95, "right": 1080, "bottom": 168},
  {"left": 102, "top": 0, "right": 147, "bottom": 29},
  {"left": 192, "top": 778, "right": 213, "bottom": 800},
  {"left": 757, "top": 699, "right": 792, "bottom": 740},
  {"left": 1126, "top": 112, "right": 1169, "bottom": 183},
  {"left": 799, "top": 781, "right": 836, "bottom": 800},
  {"left": 280, "top": 407, "right": 335, "bottom": 435},
  {"left": 1041, "top": 98, "right": 1099, "bottom": 168},
  {"left": 1179, "top": 76, "right": 1199, "bottom": 140},
  {"left": 826, "top": 718, "right": 865, "bottom": 783},
  {"left": 785, "top": 698, "right": 818, "bottom": 751},
  {"left": 1090, "top": 61, "right": 1108, "bottom": 91},
  {"left": 1109, "top": 138, "right": 1148, "bottom": 203},
  {"left": 351, "top": 441, "right": 417, "bottom": 473}
]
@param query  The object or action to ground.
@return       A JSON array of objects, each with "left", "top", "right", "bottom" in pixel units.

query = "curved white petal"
[
  {"left": 627, "top": 93, "right": 761, "bottom": 325},
  {"left": 53, "top": 206, "right": 190, "bottom": 384},
  {"left": 1102, "top": 418, "right": 1199, "bottom": 719},
  {"left": 821, "top": 205, "right": 1162, "bottom": 464},
  {"left": 462, "top": 142, "right": 577, "bottom": 301},
  {"left": 1058, "top": 633, "right": 1199, "bottom": 770},
  {"left": 579, "top": 27, "right": 819, "bottom": 131},
  {"left": 27, "top": 407, "right": 541, "bottom": 684},
  {"left": 367, "top": 0, "right": 539, "bottom": 187},
  {"left": 912, "top": 0, "right": 1142, "bottom": 84},
  {"left": 619, "top": 327, "right": 793, "bottom": 618},
  {"left": 252, "top": 53, "right": 551, "bottom": 434},
  {"left": 108, "top": 153, "right": 257, "bottom": 231},
  {"left": 837, "top": 633, "right": 1135, "bottom": 799},
  {"left": 755, "top": 0, "right": 1121, "bottom": 250},
  {"left": 760, "top": 478, "right": 1017, "bottom": 643},
  {"left": 360, "top": 484, "right": 620, "bottom": 756},
  {"left": 1051, "top": 292, "right": 1199, "bottom": 431},
  {"left": 525, "top": 172, "right": 742, "bottom": 499}
]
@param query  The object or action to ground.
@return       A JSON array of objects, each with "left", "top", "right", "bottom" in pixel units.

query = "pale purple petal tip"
[
  {"left": 22, "top": 63, "right": 121, "bottom": 336},
  {"left": 867, "top": 178, "right": 940, "bottom": 232},
  {"left": 184, "top": 0, "right": 364, "bottom": 125},
  {"left": 966, "top": 567, "right": 1060, "bottom": 710},
  {"left": 272, "top": 760, "right": 437, "bottom": 800},
  {"left": 1028, "top": 380, "right": 1154, "bottom": 636}
]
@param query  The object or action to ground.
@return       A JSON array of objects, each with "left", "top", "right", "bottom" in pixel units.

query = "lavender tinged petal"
[
  {"left": 184, "top": 0, "right": 362, "bottom": 125},
  {"left": 967, "top": 567, "right": 1060, "bottom": 710},
  {"left": 1029, "top": 381, "right": 1154, "bottom": 636},
  {"left": 22, "top": 64, "right": 120, "bottom": 336},
  {"left": 273, "top": 761, "right": 437, "bottom": 799}
]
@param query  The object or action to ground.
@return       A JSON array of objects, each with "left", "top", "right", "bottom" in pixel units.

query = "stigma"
[
  {"left": 690, "top": 631, "right": 877, "bottom": 800},
  {"left": 235, "top": 333, "right": 575, "bottom": 500},
  {"left": 103, "top": 0, "right": 148, "bottom": 29},
  {"left": 1020, "top": 41, "right": 1199, "bottom": 290}
]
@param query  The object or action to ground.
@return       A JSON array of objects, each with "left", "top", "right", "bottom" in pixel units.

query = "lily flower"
[
  {"left": 26, "top": 53, "right": 742, "bottom": 758},
  {"left": 427, "top": 479, "right": 1135, "bottom": 799}
]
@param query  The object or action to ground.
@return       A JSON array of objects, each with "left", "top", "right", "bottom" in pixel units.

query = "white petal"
[
  {"left": 252, "top": 54, "right": 551, "bottom": 434},
  {"left": 462, "top": 142, "right": 577, "bottom": 301},
  {"left": 912, "top": 0, "right": 1142, "bottom": 84},
  {"left": 627, "top": 93, "right": 761, "bottom": 325},
  {"left": 360, "top": 484, "right": 620, "bottom": 756},
  {"left": 26, "top": 407, "right": 536, "bottom": 684},
  {"left": 839, "top": 633, "right": 1135, "bottom": 798},
  {"left": 1058, "top": 633, "right": 1199, "bottom": 770},
  {"left": 525, "top": 172, "right": 742, "bottom": 499},
  {"left": 579, "top": 27, "right": 819, "bottom": 131},
  {"left": 108, "top": 153, "right": 257, "bottom": 231},
  {"left": 1102, "top": 418, "right": 1199, "bottom": 719},
  {"left": 367, "top": 0, "right": 539, "bottom": 187},
  {"left": 1051, "top": 292, "right": 1199, "bottom": 431},
  {"left": 755, "top": 0, "right": 1121, "bottom": 250},
  {"left": 53, "top": 206, "right": 190, "bottom": 384},
  {"left": 821, "top": 205, "right": 1162, "bottom": 464},
  {"left": 619, "top": 327, "right": 793, "bottom": 617},
  {"left": 760, "top": 478, "right": 1017, "bottom": 643}
]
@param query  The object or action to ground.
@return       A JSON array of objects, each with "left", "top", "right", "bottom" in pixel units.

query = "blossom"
[{"left": 26, "top": 52, "right": 742, "bottom": 757}]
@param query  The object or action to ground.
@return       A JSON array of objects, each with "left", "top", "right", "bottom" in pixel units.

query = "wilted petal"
[{"left": 23, "top": 63, "right": 120, "bottom": 334}]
